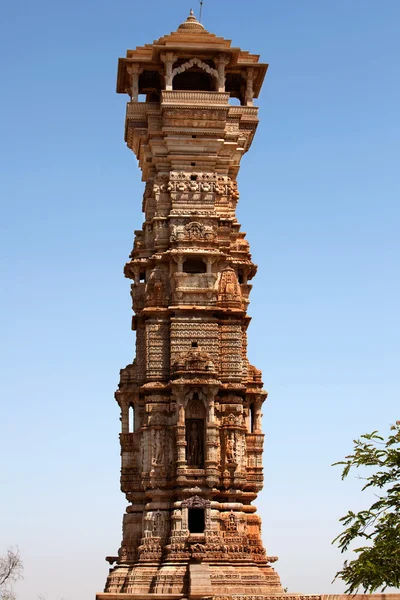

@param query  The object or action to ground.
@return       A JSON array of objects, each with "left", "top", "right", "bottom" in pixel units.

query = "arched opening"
[
  {"left": 173, "top": 69, "right": 214, "bottom": 91},
  {"left": 183, "top": 259, "right": 206, "bottom": 274},
  {"left": 129, "top": 404, "right": 135, "bottom": 433},
  {"left": 138, "top": 70, "right": 161, "bottom": 101},
  {"left": 188, "top": 508, "right": 205, "bottom": 533},
  {"left": 225, "top": 73, "right": 246, "bottom": 106}
]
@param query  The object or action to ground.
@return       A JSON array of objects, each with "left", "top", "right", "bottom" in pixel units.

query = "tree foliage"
[
  {"left": 332, "top": 422, "right": 400, "bottom": 594},
  {"left": 0, "top": 548, "right": 23, "bottom": 600}
]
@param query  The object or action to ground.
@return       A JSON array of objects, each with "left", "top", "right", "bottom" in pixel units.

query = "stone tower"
[{"left": 98, "top": 11, "right": 283, "bottom": 599}]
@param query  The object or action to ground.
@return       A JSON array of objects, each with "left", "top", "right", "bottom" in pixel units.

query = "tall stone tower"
[{"left": 98, "top": 11, "right": 283, "bottom": 599}]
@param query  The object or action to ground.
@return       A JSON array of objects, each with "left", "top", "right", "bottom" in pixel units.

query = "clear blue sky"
[{"left": 1, "top": 1, "right": 399, "bottom": 598}]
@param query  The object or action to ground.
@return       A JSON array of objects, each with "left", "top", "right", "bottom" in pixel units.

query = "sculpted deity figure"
[
  {"left": 226, "top": 435, "right": 235, "bottom": 463},
  {"left": 226, "top": 511, "right": 238, "bottom": 532},
  {"left": 218, "top": 267, "right": 242, "bottom": 307},
  {"left": 186, "top": 420, "right": 203, "bottom": 467},
  {"left": 146, "top": 267, "right": 166, "bottom": 306},
  {"left": 153, "top": 430, "right": 163, "bottom": 465}
]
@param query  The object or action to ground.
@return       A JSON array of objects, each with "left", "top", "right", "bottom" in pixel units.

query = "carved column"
[
  {"left": 121, "top": 400, "right": 129, "bottom": 434},
  {"left": 206, "top": 256, "right": 216, "bottom": 274},
  {"left": 127, "top": 64, "right": 143, "bottom": 102},
  {"left": 245, "top": 67, "right": 255, "bottom": 106},
  {"left": 214, "top": 54, "right": 230, "bottom": 92},
  {"left": 205, "top": 386, "right": 219, "bottom": 488},
  {"left": 175, "top": 254, "right": 184, "bottom": 273},
  {"left": 173, "top": 387, "right": 187, "bottom": 474},
  {"left": 254, "top": 397, "right": 263, "bottom": 432},
  {"left": 161, "top": 52, "right": 177, "bottom": 91}
]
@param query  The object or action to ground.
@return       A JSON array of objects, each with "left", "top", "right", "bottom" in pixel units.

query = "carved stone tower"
[{"left": 97, "top": 11, "right": 283, "bottom": 600}]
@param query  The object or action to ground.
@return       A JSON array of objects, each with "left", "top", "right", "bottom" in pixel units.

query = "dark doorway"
[
  {"left": 188, "top": 508, "right": 205, "bottom": 533},
  {"left": 183, "top": 259, "right": 206, "bottom": 274}
]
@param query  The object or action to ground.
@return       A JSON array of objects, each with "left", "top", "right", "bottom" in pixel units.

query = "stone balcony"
[
  {"left": 130, "top": 283, "right": 146, "bottom": 312},
  {"left": 126, "top": 101, "right": 159, "bottom": 119},
  {"left": 120, "top": 432, "right": 137, "bottom": 453},
  {"left": 172, "top": 272, "right": 217, "bottom": 306},
  {"left": 246, "top": 433, "right": 264, "bottom": 450}
]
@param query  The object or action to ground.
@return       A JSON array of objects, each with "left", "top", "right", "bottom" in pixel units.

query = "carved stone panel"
[{"left": 146, "top": 319, "right": 170, "bottom": 381}]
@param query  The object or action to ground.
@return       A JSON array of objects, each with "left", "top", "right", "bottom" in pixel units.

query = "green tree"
[{"left": 332, "top": 422, "right": 400, "bottom": 594}]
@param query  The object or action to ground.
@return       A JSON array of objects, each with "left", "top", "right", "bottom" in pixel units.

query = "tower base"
[
  {"left": 96, "top": 595, "right": 400, "bottom": 600},
  {"left": 99, "top": 560, "right": 283, "bottom": 597}
]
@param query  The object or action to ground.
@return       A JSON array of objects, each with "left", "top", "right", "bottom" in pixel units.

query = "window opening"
[
  {"left": 249, "top": 404, "right": 254, "bottom": 433},
  {"left": 191, "top": 162, "right": 196, "bottom": 167},
  {"left": 191, "top": 175, "right": 197, "bottom": 181},
  {"left": 191, "top": 341, "right": 198, "bottom": 348},
  {"left": 173, "top": 69, "right": 213, "bottom": 92},
  {"left": 228, "top": 96, "right": 241, "bottom": 106},
  {"left": 188, "top": 508, "right": 205, "bottom": 533},
  {"left": 139, "top": 272, "right": 146, "bottom": 283},
  {"left": 129, "top": 405, "right": 135, "bottom": 433},
  {"left": 183, "top": 259, "right": 206, "bottom": 274}
]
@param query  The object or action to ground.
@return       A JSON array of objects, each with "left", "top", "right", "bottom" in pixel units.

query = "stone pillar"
[
  {"left": 127, "top": 64, "right": 143, "bottom": 102},
  {"left": 176, "top": 255, "right": 184, "bottom": 273},
  {"left": 121, "top": 401, "right": 129, "bottom": 434},
  {"left": 161, "top": 52, "right": 177, "bottom": 91},
  {"left": 205, "top": 386, "right": 219, "bottom": 488},
  {"left": 214, "top": 54, "right": 230, "bottom": 92},
  {"left": 245, "top": 67, "right": 255, "bottom": 106},
  {"left": 254, "top": 398, "right": 263, "bottom": 432},
  {"left": 173, "top": 388, "right": 187, "bottom": 473},
  {"left": 133, "top": 267, "right": 140, "bottom": 286}
]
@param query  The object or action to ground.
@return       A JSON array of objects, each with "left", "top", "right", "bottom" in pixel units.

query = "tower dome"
[{"left": 177, "top": 8, "right": 205, "bottom": 32}]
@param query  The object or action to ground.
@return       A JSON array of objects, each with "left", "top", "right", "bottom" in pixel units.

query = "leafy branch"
[{"left": 332, "top": 422, "right": 400, "bottom": 594}]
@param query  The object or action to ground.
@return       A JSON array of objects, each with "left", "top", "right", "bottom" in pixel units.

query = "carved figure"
[
  {"left": 187, "top": 421, "right": 203, "bottom": 466},
  {"left": 153, "top": 430, "right": 163, "bottom": 465},
  {"left": 218, "top": 267, "right": 242, "bottom": 307},
  {"left": 226, "top": 436, "right": 235, "bottom": 463},
  {"left": 153, "top": 511, "right": 164, "bottom": 535},
  {"left": 146, "top": 267, "right": 167, "bottom": 306},
  {"left": 226, "top": 511, "right": 238, "bottom": 532}
]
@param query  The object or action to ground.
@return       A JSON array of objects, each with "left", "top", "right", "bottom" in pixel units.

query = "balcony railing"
[{"left": 161, "top": 90, "right": 230, "bottom": 106}]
